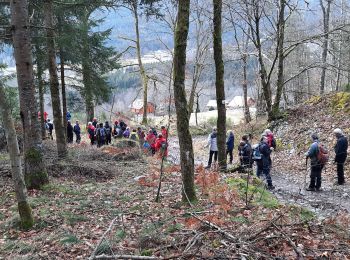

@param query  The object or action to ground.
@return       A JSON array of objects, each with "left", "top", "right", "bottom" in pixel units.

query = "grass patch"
[
  {"left": 166, "top": 223, "right": 183, "bottom": 234},
  {"left": 60, "top": 234, "right": 80, "bottom": 244},
  {"left": 2, "top": 241, "right": 35, "bottom": 255},
  {"left": 42, "top": 183, "right": 83, "bottom": 196},
  {"left": 115, "top": 229, "right": 126, "bottom": 241},
  {"left": 289, "top": 205, "right": 315, "bottom": 222},
  {"left": 96, "top": 240, "right": 113, "bottom": 255},
  {"left": 226, "top": 177, "right": 279, "bottom": 209},
  {"left": 61, "top": 212, "right": 88, "bottom": 226},
  {"left": 231, "top": 216, "right": 249, "bottom": 224}
]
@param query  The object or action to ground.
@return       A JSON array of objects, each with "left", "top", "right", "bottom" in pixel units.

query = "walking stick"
[{"left": 300, "top": 158, "right": 308, "bottom": 195}]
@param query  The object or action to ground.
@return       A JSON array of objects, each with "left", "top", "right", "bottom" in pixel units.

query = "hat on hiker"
[
  {"left": 311, "top": 133, "right": 319, "bottom": 140},
  {"left": 333, "top": 128, "right": 343, "bottom": 135}
]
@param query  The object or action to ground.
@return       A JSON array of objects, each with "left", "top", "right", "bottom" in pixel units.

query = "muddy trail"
[{"left": 168, "top": 136, "right": 350, "bottom": 218}]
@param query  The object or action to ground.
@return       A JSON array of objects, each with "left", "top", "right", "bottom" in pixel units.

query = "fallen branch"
[
  {"left": 190, "top": 213, "right": 237, "bottom": 242},
  {"left": 248, "top": 214, "right": 283, "bottom": 241},
  {"left": 94, "top": 255, "right": 158, "bottom": 260},
  {"left": 89, "top": 216, "right": 119, "bottom": 260},
  {"left": 272, "top": 223, "right": 304, "bottom": 259}
]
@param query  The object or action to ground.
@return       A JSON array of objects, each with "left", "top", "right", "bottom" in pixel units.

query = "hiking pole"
[{"left": 300, "top": 158, "right": 308, "bottom": 195}]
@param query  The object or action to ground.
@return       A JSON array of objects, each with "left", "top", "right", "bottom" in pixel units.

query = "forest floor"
[
  {"left": 1, "top": 93, "right": 350, "bottom": 259},
  {"left": 1, "top": 138, "right": 350, "bottom": 259}
]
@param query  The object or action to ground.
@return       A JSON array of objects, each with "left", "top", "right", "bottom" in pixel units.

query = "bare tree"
[
  {"left": 10, "top": 0, "right": 49, "bottom": 189},
  {"left": 319, "top": 0, "right": 333, "bottom": 94},
  {"left": 173, "top": 0, "right": 197, "bottom": 202},
  {"left": 213, "top": 0, "right": 226, "bottom": 169}
]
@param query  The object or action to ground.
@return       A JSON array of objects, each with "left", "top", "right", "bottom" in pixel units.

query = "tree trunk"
[
  {"left": 58, "top": 15, "right": 68, "bottom": 130},
  {"left": 242, "top": 54, "right": 251, "bottom": 123},
  {"left": 173, "top": 0, "right": 197, "bottom": 203},
  {"left": 0, "top": 84, "right": 34, "bottom": 229},
  {"left": 319, "top": 0, "right": 332, "bottom": 95},
  {"left": 81, "top": 10, "right": 94, "bottom": 124},
  {"left": 44, "top": 0, "right": 67, "bottom": 157},
  {"left": 213, "top": 0, "right": 226, "bottom": 170},
  {"left": 132, "top": 2, "right": 149, "bottom": 125},
  {"left": 10, "top": 0, "right": 49, "bottom": 190},
  {"left": 272, "top": 0, "right": 286, "bottom": 119},
  {"left": 35, "top": 45, "right": 46, "bottom": 140}
]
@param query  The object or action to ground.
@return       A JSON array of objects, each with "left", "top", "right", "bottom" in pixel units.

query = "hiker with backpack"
[
  {"left": 146, "top": 129, "right": 156, "bottom": 154},
  {"left": 73, "top": 120, "right": 81, "bottom": 144},
  {"left": 92, "top": 118, "right": 98, "bottom": 128},
  {"left": 252, "top": 143, "right": 263, "bottom": 178},
  {"left": 238, "top": 135, "right": 252, "bottom": 170},
  {"left": 96, "top": 123, "right": 106, "bottom": 148},
  {"left": 205, "top": 127, "right": 218, "bottom": 169},
  {"left": 46, "top": 119, "right": 54, "bottom": 140},
  {"left": 263, "top": 129, "right": 276, "bottom": 150},
  {"left": 333, "top": 128, "right": 348, "bottom": 185},
  {"left": 137, "top": 127, "right": 145, "bottom": 147},
  {"left": 67, "top": 120, "right": 74, "bottom": 144},
  {"left": 259, "top": 136, "right": 275, "bottom": 190},
  {"left": 226, "top": 130, "right": 234, "bottom": 164},
  {"left": 123, "top": 127, "right": 130, "bottom": 138},
  {"left": 305, "top": 133, "right": 327, "bottom": 191},
  {"left": 130, "top": 129, "right": 139, "bottom": 141},
  {"left": 154, "top": 134, "right": 168, "bottom": 157},
  {"left": 161, "top": 126, "right": 168, "bottom": 139},
  {"left": 87, "top": 122, "right": 95, "bottom": 145},
  {"left": 104, "top": 121, "right": 112, "bottom": 145}
]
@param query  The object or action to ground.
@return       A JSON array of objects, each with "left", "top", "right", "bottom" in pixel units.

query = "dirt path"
[{"left": 168, "top": 136, "right": 350, "bottom": 218}]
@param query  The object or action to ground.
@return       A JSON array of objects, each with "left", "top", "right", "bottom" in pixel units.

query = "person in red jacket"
[
  {"left": 146, "top": 130, "right": 156, "bottom": 154},
  {"left": 161, "top": 126, "right": 168, "bottom": 139},
  {"left": 154, "top": 134, "right": 168, "bottom": 157}
]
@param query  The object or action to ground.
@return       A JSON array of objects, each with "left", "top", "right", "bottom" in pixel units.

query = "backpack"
[
  {"left": 130, "top": 133, "right": 137, "bottom": 140},
  {"left": 48, "top": 123, "right": 53, "bottom": 131},
  {"left": 160, "top": 141, "right": 167, "bottom": 153},
  {"left": 105, "top": 126, "right": 111, "bottom": 136},
  {"left": 252, "top": 145, "right": 262, "bottom": 160},
  {"left": 317, "top": 143, "right": 329, "bottom": 166},
  {"left": 99, "top": 128, "right": 106, "bottom": 138}
]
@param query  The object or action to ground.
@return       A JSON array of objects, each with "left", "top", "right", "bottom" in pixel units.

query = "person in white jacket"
[{"left": 205, "top": 127, "right": 218, "bottom": 169}]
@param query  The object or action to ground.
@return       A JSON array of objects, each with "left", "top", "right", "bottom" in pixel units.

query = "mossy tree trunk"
[
  {"left": 0, "top": 84, "right": 34, "bottom": 229},
  {"left": 173, "top": 0, "right": 197, "bottom": 203},
  {"left": 0, "top": 90, "right": 34, "bottom": 228},
  {"left": 213, "top": 0, "right": 226, "bottom": 170},
  {"left": 44, "top": 0, "right": 67, "bottom": 157},
  {"left": 10, "top": 0, "right": 49, "bottom": 190}
]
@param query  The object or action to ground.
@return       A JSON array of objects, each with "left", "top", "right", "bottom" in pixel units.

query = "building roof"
[
  {"left": 129, "top": 99, "right": 155, "bottom": 110},
  {"left": 206, "top": 100, "right": 217, "bottom": 107},
  {"left": 227, "top": 96, "right": 254, "bottom": 108}
]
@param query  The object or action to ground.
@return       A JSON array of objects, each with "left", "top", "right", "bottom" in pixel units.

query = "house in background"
[
  {"left": 129, "top": 99, "right": 156, "bottom": 115},
  {"left": 227, "top": 96, "right": 255, "bottom": 109}
]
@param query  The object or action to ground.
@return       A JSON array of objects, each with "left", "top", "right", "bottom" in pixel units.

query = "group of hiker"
[
  {"left": 44, "top": 115, "right": 169, "bottom": 157},
  {"left": 205, "top": 127, "right": 348, "bottom": 191},
  {"left": 305, "top": 129, "right": 348, "bottom": 191}
]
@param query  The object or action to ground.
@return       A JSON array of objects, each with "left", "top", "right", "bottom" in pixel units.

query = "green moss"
[
  {"left": 25, "top": 148, "right": 43, "bottom": 162},
  {"left": 17, "top": 201, "right": 34, "bottom": 229},
  {"left": 25, "top": 170, "right": 49, "bottom": 190},
  {"left": 226, "top": 177, "right": 280, "bottom": 209},
  {"left": 141, "top": 249, "right": 153, "bottom": 256},
  {"left": 305, "top": 95, "right": 321, "bottom": 105},
  {"left": 331, "top": 92, "right": 350, "bottom": 112}
]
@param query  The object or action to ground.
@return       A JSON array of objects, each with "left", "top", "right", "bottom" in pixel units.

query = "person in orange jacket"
[{"left": 154, "top": 134, "right": 168, "bottom": 157}]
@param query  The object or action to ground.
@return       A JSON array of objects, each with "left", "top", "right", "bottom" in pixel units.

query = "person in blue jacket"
[
  {"left": 73, "top": 120, "right": 81, "bottom": 144},
  {"left": 333, "top": 128, "right": 348, "bottom": 185},
  {"left": 226, "top": 130, "right": 234, "bottom": 164},
  {"left": 305, "top": 133, "right": 323, "bottom": 191}
]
